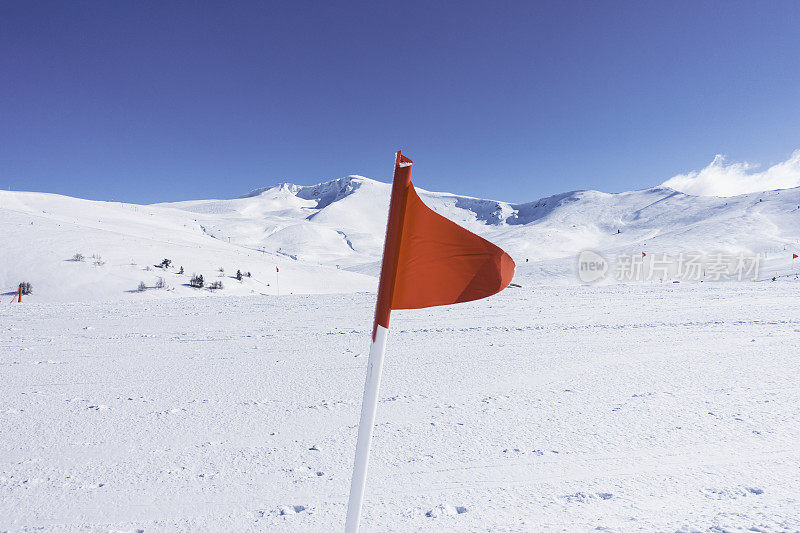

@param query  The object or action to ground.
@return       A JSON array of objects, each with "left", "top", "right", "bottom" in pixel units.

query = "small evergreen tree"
[
  {"left": 160, "top": 258, "right": 172, "bottom": 269},
  {"left": 209, "top": 280, "right": 224, "bottom": 290},
  {"left": 20, "top": 282, "right": 33, "bottom": 295},
  {"left": 190, "top": 274, "right": 204, "bottom": 288},
  {"left": 178, "top": 266, "right": 184, "bottom": 274},
  {"left": 155, "top": 277, "right": 165, "bottom": 289},
  {"left": 137, "top": 281, "right": 147, "bottom": 292},
  {"left": 236, "top": 269, "right": 242, "bottom": 281}
]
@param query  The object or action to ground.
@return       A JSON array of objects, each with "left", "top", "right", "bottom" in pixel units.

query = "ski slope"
[
  {"left": 0, "top": 189, "right": 375, "bottom": 303},
  {"left": 3, "top": 177, "right": 800, "bottom": 303},
  {"left": 2, "top": 283, "right": 799, "bottom": 531},
  {"left": 3, "top": 180, "right": 800, "bottom": 531}
]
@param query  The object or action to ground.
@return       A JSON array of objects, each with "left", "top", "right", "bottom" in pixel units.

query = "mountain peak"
[{"left": 239, "top": 175, "right": 380, "bottom": 203}]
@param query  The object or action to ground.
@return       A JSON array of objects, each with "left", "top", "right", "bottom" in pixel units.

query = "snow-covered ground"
[
  {"left": 3, "top": 282, "right": 799, "bottom": 531},
  {"left": 3, "top": 178, "right": 800, "bottom": 530},
  {"left": 0, "top": 189, "right": 375, "bottom": 303},
  {"left": 3, "top": 178, "right": 800, "bottom": 303}
]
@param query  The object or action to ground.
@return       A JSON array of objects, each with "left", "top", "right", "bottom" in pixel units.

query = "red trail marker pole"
[{"left": 344, "top": 151, "right": 515, "bottom": 532}]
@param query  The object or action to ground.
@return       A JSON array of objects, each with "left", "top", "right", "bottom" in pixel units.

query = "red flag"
[
  {"left": 372, "top": 151, "right": 514, "bottom": 338},
  {"left": 347, "top": 151, "right": 515, "bottom": 531},
  {"left": 794, "top": 253, "right": 798, "bottom": 259},
  {"left": 276, "top": 266, "right": 279, "bottom": 272}
]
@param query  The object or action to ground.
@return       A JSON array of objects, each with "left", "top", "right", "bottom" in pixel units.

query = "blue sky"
[{"left": 2, "top": 1, "right": 800, "bottom": 204}]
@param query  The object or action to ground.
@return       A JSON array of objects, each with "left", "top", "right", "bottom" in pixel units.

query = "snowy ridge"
[
  {"left": 2, "top": 179, "right": 800, "bottom": 302},
  {"left": 242, "top": 175, "right": 367, "bottom": 209}
]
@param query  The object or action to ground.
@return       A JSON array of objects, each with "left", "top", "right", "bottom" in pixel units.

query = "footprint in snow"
[
  {"left": 278, "top": 505, "right": 307, "bottom": 515},
  {"left": 425, "top": 504, "right": 468, "bottom": 518},
  {"left": 562, "top": 492, "right": 614, "bottom": 503},
  {"left": 701, "top": 486, "right": 764, "bottom": 499}
]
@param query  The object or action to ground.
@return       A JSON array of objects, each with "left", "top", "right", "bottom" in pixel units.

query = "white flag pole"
[
  {"left": 345, "top": 151, "right": 413, "bottom": 532},
  {"left": 345, "top": 325, "right": 388, "bottom": 532}
]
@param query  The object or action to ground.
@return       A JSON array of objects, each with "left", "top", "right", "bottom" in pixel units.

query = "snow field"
[{"left": 2, "top": 282, "right": 799, "bottom": 531}]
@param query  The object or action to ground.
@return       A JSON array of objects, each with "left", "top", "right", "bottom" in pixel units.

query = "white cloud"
[{"left": 661, "top": 150, "right": 800, "bottom": 197}]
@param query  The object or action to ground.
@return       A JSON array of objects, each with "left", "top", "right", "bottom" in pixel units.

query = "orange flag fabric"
[
  {"left": 393, "top": 183, "right": 515, "bottom": 309},
  {"left": 373, "top": 151, "right": 515, "bottom": 337}
]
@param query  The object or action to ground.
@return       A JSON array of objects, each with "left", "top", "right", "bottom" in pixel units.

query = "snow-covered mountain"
[
  {"left": 2, "top": 177, "right": 800, "bottom": 302},
  {"left": 164, "top": 177, "right": 800, "bottom": 266},
  {"left": 159, "top": 176, "right": 800, "bottom": 281}
]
